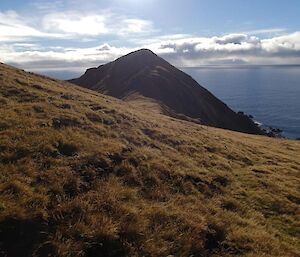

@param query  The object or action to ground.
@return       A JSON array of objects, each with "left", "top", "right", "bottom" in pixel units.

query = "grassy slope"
[{"left": 0, "top": 63, "right": 299, "bottom": 257}]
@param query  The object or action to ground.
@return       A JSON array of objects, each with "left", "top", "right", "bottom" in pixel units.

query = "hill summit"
[{"left": 70, "top": 49, "right": 263, "bottom": 135}]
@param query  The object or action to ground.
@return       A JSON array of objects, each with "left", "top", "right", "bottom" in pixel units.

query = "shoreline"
[{"left": 237, "top": 111, "right": 284, "bottom": 138}]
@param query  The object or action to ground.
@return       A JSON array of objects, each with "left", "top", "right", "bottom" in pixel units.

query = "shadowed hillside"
[
  {"left": 70, "top": 49, "right": 264, "bottom": 135},
  {"left": 0, "top": 63, "right": 299, "bottom": 257}
]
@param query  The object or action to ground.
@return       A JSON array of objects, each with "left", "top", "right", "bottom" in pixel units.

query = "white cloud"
[
  {"left": 0, "top": 11, "right": 44, "bottom": 41},
  {"left": 146, "top": 32, "right": 300, "bottom": 66},
  {"left": 0, "top": 43, "right": 132, "bottom": 73},
  {"left": 0, "top": 9, "right": 155, "bottom": 42},
  {"left": 0, "top": 8, "right": 299, "bottom": 75},
  {"left": 117, "top": 18, "right": 155, "bottom": 36},
  {"left": 43, "top": 11, "right": 156, "bottom": 37},
  {"left": 262, "top": 32, "right": 300, "bottom": 54},
  {"left": 0, "top": 11, "right": 66, "bottom": 41},
  {"left": 42, "top": 12, "right": 109, "bottom": 36}
]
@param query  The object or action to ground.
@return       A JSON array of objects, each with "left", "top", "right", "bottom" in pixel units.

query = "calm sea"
[{"left": 182, "top": 66, "right": 300, "bottom": 139}]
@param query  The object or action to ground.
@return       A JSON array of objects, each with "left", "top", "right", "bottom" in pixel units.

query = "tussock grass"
[{"left": 0, "top": 63, "right": 299, "bottom": 256}]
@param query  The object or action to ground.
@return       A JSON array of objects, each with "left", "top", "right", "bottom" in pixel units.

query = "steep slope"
[
  {"left": 70, "top": 49, "right": 263, "bottom": 135},
  {"left": 0, "top": 63, "right": 300, "bottom": 257}
]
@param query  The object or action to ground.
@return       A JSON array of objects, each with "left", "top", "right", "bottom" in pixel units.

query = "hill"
[
  {"left": 70, "top": 49, "right": 264, "bottom": 135},
  {"left": 0, "top": 62, "right": 299, "bottom": 257}
]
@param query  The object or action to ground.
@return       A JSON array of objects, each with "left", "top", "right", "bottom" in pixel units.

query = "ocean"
[{"left": 182, "top": 66, "right": 300, "bottom": 139}]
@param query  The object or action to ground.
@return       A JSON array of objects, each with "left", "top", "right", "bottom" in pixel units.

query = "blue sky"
[{"left": 1, "top": 0, "right": 300, "bottom": 78}]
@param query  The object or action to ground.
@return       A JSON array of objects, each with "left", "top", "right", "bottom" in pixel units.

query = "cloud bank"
[
  {"left": 149, "top": 32, "right": 300, "bottom": 66},
  {"left": 0, "top": 9, "right": 300, "bottom": 78}
]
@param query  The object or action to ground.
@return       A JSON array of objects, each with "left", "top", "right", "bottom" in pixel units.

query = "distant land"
[{"left": 178, "top": 64, "right": 300, "bottom": 69}]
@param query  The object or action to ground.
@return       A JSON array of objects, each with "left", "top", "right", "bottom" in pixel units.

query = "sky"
[{"left": 1, "top": 0, "right": 300, "bottom": 78}]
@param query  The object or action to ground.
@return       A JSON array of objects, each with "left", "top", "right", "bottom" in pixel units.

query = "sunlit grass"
[{"left": 0, "top": 63, "right": 299, "bottom": 256}]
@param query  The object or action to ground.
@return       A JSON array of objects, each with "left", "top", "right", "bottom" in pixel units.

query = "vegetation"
[{"left": 0, "top": 63, "right": 299, "bottom": 257}]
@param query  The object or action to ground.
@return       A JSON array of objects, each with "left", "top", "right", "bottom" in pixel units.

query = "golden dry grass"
[{"left": 0, "top": 63, "right": 299, "bottom": 257}]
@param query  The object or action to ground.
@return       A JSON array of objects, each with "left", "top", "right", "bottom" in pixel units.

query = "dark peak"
[
  {"left": 115, "top": 48, "right": 160, "bottom": 64},
  {"left": 127, "top": 48, "right": 157, "bottom": 57},
  {"left": 78, "top": 50, "right": 157, "bottom": 78},
  {"left": 70, "top": 48, "right": 265, "bottom": 136}
]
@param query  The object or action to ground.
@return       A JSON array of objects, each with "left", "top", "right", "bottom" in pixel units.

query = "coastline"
[{"left": 238, "top": 111, "right": 284, "bottom": 138}]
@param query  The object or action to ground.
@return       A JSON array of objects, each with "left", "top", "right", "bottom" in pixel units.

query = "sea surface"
[{"left": 182, "top": 66, "right": 300, "bottom": 139}]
